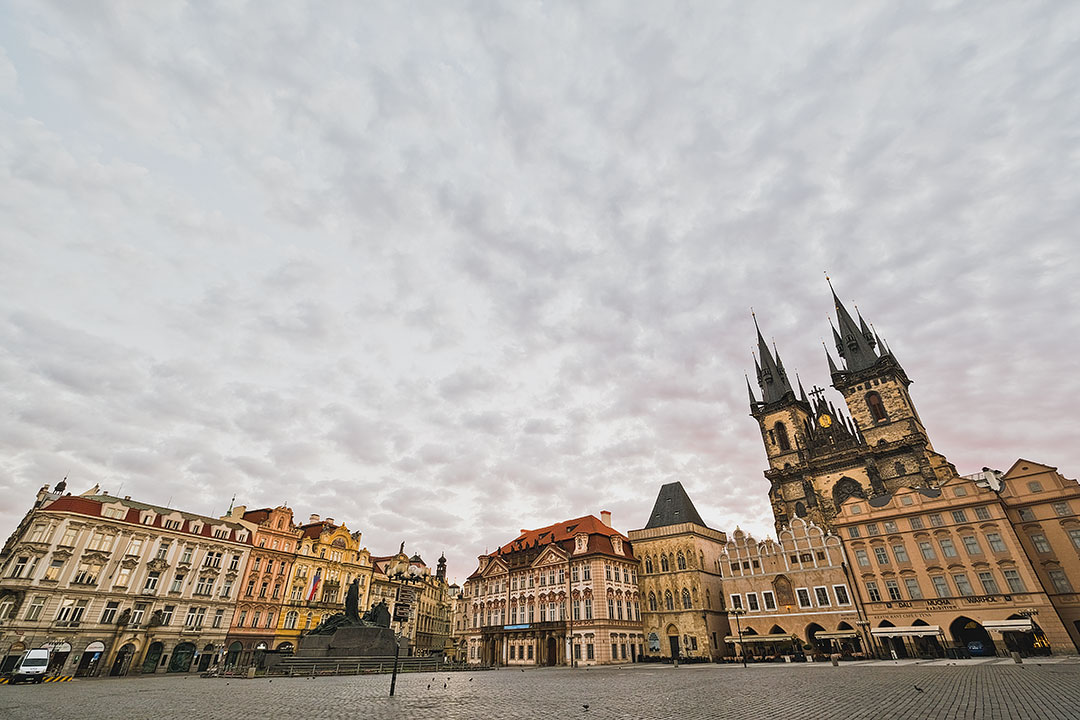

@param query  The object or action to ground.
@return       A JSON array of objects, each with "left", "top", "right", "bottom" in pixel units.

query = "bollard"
[
  {"left": 246, "top": 666, "right": 256, "bottom": 679},
  {"left": 830, "top": 654, "right": 839, "bottom": 667}
]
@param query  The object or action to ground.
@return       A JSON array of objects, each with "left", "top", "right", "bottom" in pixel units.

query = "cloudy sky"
[{"left": 2, "top": 1, "right": 1078, "bottom": 582}]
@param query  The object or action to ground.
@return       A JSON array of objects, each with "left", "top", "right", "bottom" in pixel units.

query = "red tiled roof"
[
  {"left": 299, "top": 521, "right": 334, "bottom": 539},
  {"left": 242, "top": 508, "right": 272, "bottom": 524},
  {"left": 497, "top": 514, "right": 629, "bottom": 555},
  {"left": 44, "top": 496, "right": 103, "bottom": 517}
]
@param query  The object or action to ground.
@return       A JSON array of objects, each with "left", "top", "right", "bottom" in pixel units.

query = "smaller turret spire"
[{"left": 746, "top": 374, "right": 758, "bottom": 406}]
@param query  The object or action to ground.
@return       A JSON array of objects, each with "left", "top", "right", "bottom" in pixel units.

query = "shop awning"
[
  {"left": 871, "top": 625, "right": 942, "bottom": 638},
  {"left": 983, "top": 619, "right": 1034, "bottom": 633},
  {"left": 724, "top": 633, "right": 798, "bottom": 644},
  {"left": 815, "top": 631, "right": 860, "bottom": 640}
]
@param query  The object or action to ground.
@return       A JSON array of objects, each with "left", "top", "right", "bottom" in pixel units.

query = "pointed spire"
[
  {"left": 753, "top": 311, "right": 794, "bottom": 403},
  {"left": 824, "top": 342, "right": 840, "bottom": 375},
  {"left": 828, "top": 278, "right": 879, "bottom": 372},
  {"left": 796, "top": 373, "right": 809, "bottom": 404},
  {"left": 746, "top": 374, "right": 758, "bottom": 407}
]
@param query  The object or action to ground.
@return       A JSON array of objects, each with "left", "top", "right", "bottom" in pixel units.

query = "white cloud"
[{"left": 1, "top": 1, "right": 1079, "bottom": 581}]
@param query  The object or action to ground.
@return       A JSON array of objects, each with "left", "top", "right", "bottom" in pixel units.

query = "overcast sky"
[{"left": 2, "top": 1, "right": 1079, "bottom": 583}]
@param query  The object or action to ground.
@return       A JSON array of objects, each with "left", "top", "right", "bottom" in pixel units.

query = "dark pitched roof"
[{"left": 644, "top": 482, "right": 707, "bottom": 529}]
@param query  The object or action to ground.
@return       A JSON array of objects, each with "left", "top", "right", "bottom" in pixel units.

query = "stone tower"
[{"left": 751, "top": 284, "right": 957, "bottom": 532}]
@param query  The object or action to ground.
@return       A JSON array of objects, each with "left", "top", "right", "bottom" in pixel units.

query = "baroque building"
[
  {"left": 0, "top": 483, "right": 251, "bottom": 677},
  {"left": 628, "top": 482, "right": 729, "bottom": 661},
  {"left": 223, "top": 505, "right": 303, "bottom": 668},
  {"left": 274, "top": 516, "right": 373, "bottom": 654},
  {"left": 750, "top": 284, "right": 957, "bottom": 532},
  {"left": 368, "top": 549, "right": 452, "bottom": 656},
  {"left": 462, "top": 512, "right": 641, "bottom": 667},
  {"left": 832, "top": 469, "right": 1079, "bottom": 657}
]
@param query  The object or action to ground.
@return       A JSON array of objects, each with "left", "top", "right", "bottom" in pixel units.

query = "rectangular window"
[
  {"left": 195, "top": 577, "right": 214, "bottom": 596},
  {"left": 903, "top": 578, "right": 923, "bottom": 599},
  {"left": 1018, "top": 508, "right": 1035, "bottom": 522},
  {"left": 961, "top": 536, "right": 982, "bottom": 555},
  {"left": 909, "top": 516, "right": 924, "bottom": 530},
  {"left": 1030, "top": 534, "right": 1052, "bottom": 553},
  {"left": 833, "top": 585, "right": 851, "bottom": 605},
  {"left": 883, "top": 521, "right": 899, "bottom": 534},
  {"left": 55, "top": 598, "right": 75, "bottom": 623},
  {"left": 746, "top": 593, "right": 760, "bottom": 611},
  {"left": 729, "top": 594, "right": 743, "bottom": 610},
  {"left": 951, "top": 510, "right": 967, "bottom": 523},
  {"left": 952, "top": 573, "right": 974, "bottom": 597},
  {"left": 144, "top": 571, "right": 161, "bottom": 592},
  {"left": 1052, "top": 502, "right": 1071, "bottom": 517},
  {"left": 584, "top": 598, "right": 592, "bottom": 620},
  {"left": 939, "top": 539, "right": 959, "bottom": 558},
  {"left": 1048, "top": 569, "right": 1073, "bottom": 594},
  {"left": 762, "top": 591, "right": 776, "bottom": 610},
  {"left": 929, "top": 514, "right": 945, "bottom": 527},
  {"left": 892, "top": 544, "right": 909, "bottom": 563},
  {"left": 986, "top": 533, "right": 1007, "bottom": 553},
  {"left": 873, "top": 547, "right": 890, "bottom": 565},
  {"left": 586, "top": 644, "right": 594, "bottom": 660},
  {"left": 574, "top": 644, "right": 582, "bottom": 660},
  {"left": 796, "top": 588, "right": 812, "bottom": 608},
  {"left": 25, "top": 595, "right": 47, "bottom": 621},
  {"left": 854, "top": 549, "right": 871, "bottom": 567},
  {"left": 59, "top": 527, "right": 77, "bottom": 546},
  {"left": 974, "top": 506, "right": 992, "bottom": 521},
  {"left": 865, "top": 581, "right": 882, "bottom": 602},
  {"left": 885, "top": 579, "right": 902, "bottom": 601},
  {"left": 1003, "top": 569, "right": 1026, "bottom": 593},
  {"left": 814, "top": 587, "right": 830, "bottom": 606},
  {"left": 582, "top": 566, "right": 591, "bottom": 581},
  {"left": 73, "top": 561, "right": 102, "bottom": 586},
  {"left": 44, "top": 558, "right": 64, "bottom": 581},
  {"left": 866, "top": 523, "right": 880, "bottom": 536},
  {"left": 847, "top": 527, "right": 861, "bottom": 539},
  {"left": 171, "top": 574, "right": 185, "bottom": 593},
  {"left": 977, "top": 571, "right": 1000, "bottom": 595},
  {"left": 931, "top": 576, "right": 950, "bottom": 598},
  {"left": 213, "top": 609, "right": 225, "bottom": 628},
  {"left": 1068, "top": 529, "right": 1080, "bottom": 550},
  {"left": 918, "top": 541, "right": 936, "bottom": 560}
]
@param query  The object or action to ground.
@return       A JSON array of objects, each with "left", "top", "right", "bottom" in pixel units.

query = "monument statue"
[
  {"left": 297, "top": 583, "right": 397, "bottom": 659},
  {"left": 345, "top": 578, "right": 360, "bottom": 621}
]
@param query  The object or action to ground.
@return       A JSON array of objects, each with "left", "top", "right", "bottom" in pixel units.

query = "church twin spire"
[{"left": 750, "top": 312, "right": 794, "bottom": 404}]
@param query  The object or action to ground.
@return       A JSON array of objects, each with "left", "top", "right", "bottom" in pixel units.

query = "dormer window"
[
  {"left": 141, "top": 513, "right": 156, "bottom": 525},
  {"left": 190, "top": 523, "right": 202, "bottom": 534},
  {"left": 612, "top": 537, "right": 624, "bottom": 555}
]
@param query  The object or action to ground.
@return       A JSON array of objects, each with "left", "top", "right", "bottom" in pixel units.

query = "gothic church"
[{"left": 749, "top": 284, "right": 957, "bottom": 532}]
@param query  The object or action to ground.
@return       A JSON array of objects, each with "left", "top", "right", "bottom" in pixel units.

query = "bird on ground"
[
  {"left": 444, "top": 683, "right": 447, "bottom": 688},
  {"left": 914, "top": 685, "right": 924, "bottom": 693},
  {"left": 583, "top": 704, "right": 590, "bottom": 711},
  {"left": 427, "top": 684, "right": 431, "bottom": 690}
]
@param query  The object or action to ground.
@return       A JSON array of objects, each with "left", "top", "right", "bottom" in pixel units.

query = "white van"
[{"left": 10, "top": 648, "right": 50, "bottom": 684}]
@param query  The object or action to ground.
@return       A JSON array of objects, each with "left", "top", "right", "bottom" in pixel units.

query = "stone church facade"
[{"left": 749, "top": 283, "right": 958, "bottom": 533}]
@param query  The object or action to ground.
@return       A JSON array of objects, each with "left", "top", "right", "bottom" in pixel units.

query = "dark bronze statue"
[{"left": 306, "top": 582, "right": 392, "bottom": 636}]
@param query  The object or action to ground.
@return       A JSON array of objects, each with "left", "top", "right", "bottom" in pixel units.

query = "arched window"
[
  {"left": 664, "top": 590, "right": 674, "bottom": 611},
  {"left": 676, "top": 552, "right": 686, "bottom": 570},
  {"left": 795, "top": 501, "right": 807, "bottom": 518},
  {"left": 644, "top": 557, "right": 654, "bottom": 574},
  {"left": 284, "top": 611, "right": 298, "bottom": 630},
  {"left": 648, "top": 592, "right": 657, "bottom": 612},
  {"left": 682, "top": 589, "right": 692, "bottom": 609},
  {"left": 866, "top": 392, "right": 888, "bottom": 422},
  {"left": 894, "top": 461, "right": 905, "bottom": 476},
  {"left": 774, "top": 421, "right": 791, "bottom": 451},
  {"left": 705, "top": 589, "right": 711, "bottom": 608},
  {"left": 660, "top": 555, "right": 670, "bottom": 572}
]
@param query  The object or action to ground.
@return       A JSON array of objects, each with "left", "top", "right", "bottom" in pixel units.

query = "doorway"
[
  {"left": 141, "top": 642, "right": 164, "bottom": 674},
  {"left": 668, "top": 635, "right": 680, "bottom": 660},
  {"left": 110, "top": 643, "right": 135, "bottom": 676},
  {"left": 545, "top": 637, "right": 557, "bottom": 666},
  {"left": 950, "top": 616, "right": 996, "bottom": 657}
]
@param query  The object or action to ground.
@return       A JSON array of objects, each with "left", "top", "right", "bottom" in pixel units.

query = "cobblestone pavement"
[{"left": 3, "top": 661, "right": 1079, "bottom": 720}]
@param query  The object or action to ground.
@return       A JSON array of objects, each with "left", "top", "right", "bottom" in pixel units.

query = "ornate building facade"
[
  {"left": 223, "top": 505, "right": 303, "bottom": 667},
  {"left": 463, "top": 512, "right": 641, "bottom": 666},
  {"left": 718, "top": 519, "right": 862, "bottom": 659},
  {"left": 629, "top": 482, "right": 729, "bottom": 661},
  {"left": 274, "top": 516, "right": 373, "bottom": 653},
  {"left": 368, "top": 550, "right": 452, "bottom": 656},
  {"left": 0, "top": 483, "right": 251, "bottom": 677},
  {"left": 749, "top": 285, "right": 957, "bottom": 532},
  {"left": 832, "top": 471, "right": 1078, "bottom": 657}
]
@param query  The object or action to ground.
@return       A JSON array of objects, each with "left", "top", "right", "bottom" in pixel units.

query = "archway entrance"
[
  {"left": 805, "top": 623, "right": 827, "bottom": 654},
  {"left": 168, "top": 642, "right": 196, "bottom": 673},
  {"left": 877, "top": 621, "right": 908, "bottom": 659},
  {"left": 277, "top": 642, "right": 294, "bottom": 654},
  {"left": 950, "top": 617, "right": 995, "bottom": 657},
  {"left": 198, "top": 644, "right": 216, "bottom": 671},
  {"left": 545, "top": 636, "right": 557, "bottom": 666},
  {"left": 226, "top": 641, "right": 242, "bottom": 668},
  {"left": 77, "top": 641, "right": 106, "bottom": 677},
  {"left": 110, "top": 643, "right": 136, "bottom": 676},
  {"left": 141, "top": 642, "right": 164, "bottom": 674},
  {"left": 911, "top": 620, "right": 944, "bottom": 658},
  {"left": 45, "top": 641, "right": 71, "bottom": 673}
]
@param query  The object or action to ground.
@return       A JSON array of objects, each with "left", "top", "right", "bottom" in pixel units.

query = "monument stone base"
[{"left": 296, "top": 625, "right": 401, "bottom": 658}]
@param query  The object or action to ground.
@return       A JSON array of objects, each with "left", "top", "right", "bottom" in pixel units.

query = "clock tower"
[{"left": 751, "top": 284, "right": 958, "bottom": 533}]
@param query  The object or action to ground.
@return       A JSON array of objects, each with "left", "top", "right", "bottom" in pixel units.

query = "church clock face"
[{"left": 818, "top": 414, "right": 833, "bottom": 428}]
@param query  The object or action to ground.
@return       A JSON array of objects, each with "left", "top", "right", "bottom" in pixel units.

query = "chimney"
[
  {"left": 309, "top": 514, "right": 320, "bottom": 524},
  {"left": 325, "top": 518, "right": 335, "bottom": 525},
  {"left": 600, "top": 510, "right": 612, "bottom": 527}
]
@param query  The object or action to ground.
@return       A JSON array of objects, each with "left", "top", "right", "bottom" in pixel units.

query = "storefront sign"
[{"left": 503, "top": 624, "right": 529, "bottom": 630}]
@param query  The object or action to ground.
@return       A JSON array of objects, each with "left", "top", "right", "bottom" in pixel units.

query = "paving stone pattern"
[{"left": 3, "top": 661, "right": 1080, "bottom": 720}]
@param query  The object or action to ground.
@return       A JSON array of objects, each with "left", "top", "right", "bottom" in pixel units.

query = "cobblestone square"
[{"left": 3, "top": 660, "right": 1079, "bottom": 720}]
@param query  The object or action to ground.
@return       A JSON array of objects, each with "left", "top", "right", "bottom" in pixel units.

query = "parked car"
[{"left": 9, "top": 649, "right": 50, "bottom": 684}]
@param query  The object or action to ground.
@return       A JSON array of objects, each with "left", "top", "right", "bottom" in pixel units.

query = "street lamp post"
[
  {"left": 854, "top": 619, "right": 872, "bottom": 660},
  {"left": 730, "top": 608, "right": 747, "bottom": 668},
  {"left": 385, "top": 548, "right": 427, "bottom": 697}
]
